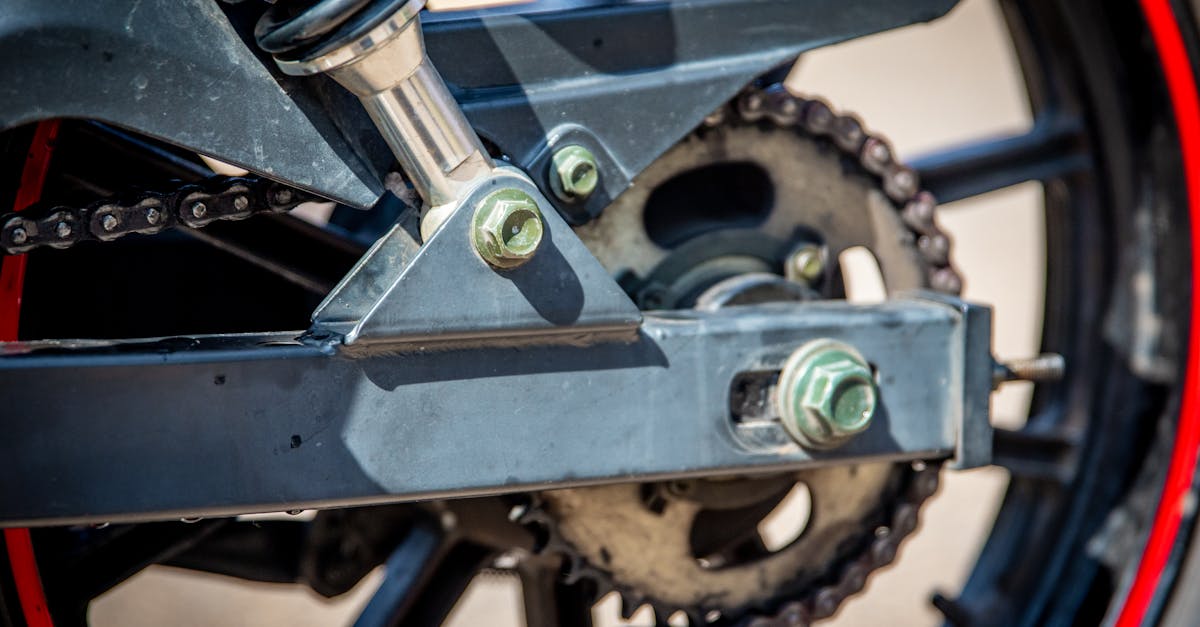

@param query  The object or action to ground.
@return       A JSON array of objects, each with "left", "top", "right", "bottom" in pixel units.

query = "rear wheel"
[{"left": 1, "top": 0, "right": 1199, "bottom": 625}]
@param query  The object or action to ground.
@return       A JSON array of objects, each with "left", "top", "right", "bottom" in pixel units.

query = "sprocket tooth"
[
  {"left": 619, "top": 592, "right": 643, "bottom": 620},
  {"left": 562, "top": 555, "right": 587, "bottom": 585}
]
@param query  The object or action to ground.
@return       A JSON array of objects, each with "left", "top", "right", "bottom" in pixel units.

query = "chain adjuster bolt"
[{"left": 777, "top": 338, "right": 878, "bottom": 449}]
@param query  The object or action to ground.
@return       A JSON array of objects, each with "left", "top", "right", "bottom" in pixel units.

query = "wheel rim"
[{"left": 1, "top": 1, "right": 1198, "bottom": 625}]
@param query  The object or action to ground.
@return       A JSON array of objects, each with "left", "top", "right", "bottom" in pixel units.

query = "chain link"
[
  {"left": 722, "top": 85, "right": 958, "bottom": 625},
  {"left": 0, "top": 176, "right": 317, "bottom": 255},
  {"left": 730, "top": 84, "right": 963, "bottom": 296}
]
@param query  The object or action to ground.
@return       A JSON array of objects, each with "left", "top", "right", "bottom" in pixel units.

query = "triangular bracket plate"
[{"left": 311, "top": 168, "right": 642, "bottom": 349}]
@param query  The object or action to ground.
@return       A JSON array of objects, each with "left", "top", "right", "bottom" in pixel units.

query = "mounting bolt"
[
  {"left": 190, "top": 202, "right": 207, "bottom": 219},
  {"left": 549, "top": 145, "right": 599, "bottom": 202},
  {"left": 101, "top": 214, "right": 119, "bottom": 232},
  {"left": 146, "top": 207, "right": 161, "bottom": 225},
  {"left": 233, "top": 195, "right": 250, "bottom": 211},
  {"left": 992, "top": 353, "right": 1065, "bottom": 388},
  {"left": 472, "top": 188, "right": 545, "bottom": 269},
  {"left": 55, "top": 221, "right": 72, "bottom": 239},
  {"left": 786, "top": 244, "right": 826, "bottom": 284},
  {"left": 9, "top": 226, "right": 28, "bottom": 246},
  {"left": 777, "top": 338, "right": 877, "bottom": 449}
]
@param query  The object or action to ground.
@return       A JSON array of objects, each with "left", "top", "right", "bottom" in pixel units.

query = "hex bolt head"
[
  {"left": 101, "top": 214, "right": 119, "bottom": 232},
  {"left": 549, "top": 145, "right": 599, "bottom": 202},
  {"left": 777, "top": 339, "right": 877, "bottom": 449},
  {"left": 471, "top": 188, "right": 545, "bottom": 269},
  {"left": 233, "top": 195, "right": 250, "bottom": 211},
  {"left": 786, "top": 244, "right": 826, "bottom": 284}
]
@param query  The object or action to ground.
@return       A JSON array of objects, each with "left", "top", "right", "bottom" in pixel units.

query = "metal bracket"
[
  {"left": 311, "top": 167, "right": 641, "bottom": 348},
  {"left": 916, "top": 290, "right": 994, "bottom": 470}
]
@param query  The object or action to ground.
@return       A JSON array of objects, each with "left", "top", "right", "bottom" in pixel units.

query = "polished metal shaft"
[{"left": 276, "top": 3, "right": 492, "bottom": 208}]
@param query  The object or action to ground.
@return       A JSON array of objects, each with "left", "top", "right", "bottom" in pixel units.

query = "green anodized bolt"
[
  {"left": 776, "top": 338, "right": 878, "bottom": 449},
  {"left": 471, "top": 188, "right": 545, "bottom": 269},
  {"left": 549, "top": 145, "right": 599, "bottom": 201}
]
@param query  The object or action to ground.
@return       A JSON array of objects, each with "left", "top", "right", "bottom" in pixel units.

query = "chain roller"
[{"left": 0, "top": 176, "right": 316, "bottom": 255}]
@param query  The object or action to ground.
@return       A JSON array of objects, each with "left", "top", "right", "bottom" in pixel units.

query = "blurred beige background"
[{"left": 90, "top": 0, "right": 1042, "bottom": 624}]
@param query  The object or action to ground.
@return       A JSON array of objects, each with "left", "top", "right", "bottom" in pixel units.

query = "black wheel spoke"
[
  {"left": 36, "top": 520, "right": 228, "bottom": 621},
  {"left": 990, "top": 422, "right": 1080, "bottom": 484},
  {"left": 353, "top": 519, "right": 444, "bottom": 627},
  {"left": 912, "top": 115, "right": 1088, "bottom": 203}
]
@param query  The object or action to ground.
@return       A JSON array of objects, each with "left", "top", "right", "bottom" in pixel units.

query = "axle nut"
[
  {"left": 472, "top": 188, "right": 545, "bottom": 269},
  {"left": 777, "top": 339, "right": 877, "bottom": 449},
  {"left": 549, "top": 145, "right": 599, "bottom": 202}
]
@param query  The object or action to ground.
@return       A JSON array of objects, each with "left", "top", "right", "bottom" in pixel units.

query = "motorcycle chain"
[
  {"left": 0, "top": 175, "right": 317, "bottom": 255},
  {"left": 530, "top": 84, "right": 961, "bottom": 626},
  {"left": 727, "top": 84, "right": 962, "bottom": 295}
]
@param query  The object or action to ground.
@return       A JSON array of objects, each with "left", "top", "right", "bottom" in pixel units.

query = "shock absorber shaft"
[{"left": 268, "top": 0, "right": 493, "bottom": 211}]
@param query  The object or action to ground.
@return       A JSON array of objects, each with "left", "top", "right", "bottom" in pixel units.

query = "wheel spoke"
[
  {"left": 991, "top": 423, "right": 1080, "bottom": 484},
  {"left": 36, "top": 520, "right": 228, "bottom": 620},
  {"left": 353, "top": 518, "right": 447, "bottom": 627},
  {"left": 912, "top": 115, "right": 1089, "bottom": 203}
]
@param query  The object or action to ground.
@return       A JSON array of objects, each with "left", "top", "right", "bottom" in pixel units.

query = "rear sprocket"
[{"left": 527, "top": 83, "right": 960, "bottom": 625}]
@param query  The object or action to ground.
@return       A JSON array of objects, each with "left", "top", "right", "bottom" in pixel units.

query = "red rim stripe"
[
  {"left": 1, "top": 119, "right": 59, "bottom": 627},
  {"left": 1118, "top": 1, "right": 1200, "bottom": 624},
  {"left": 0, "top": 120, "right": 57, "bottom": 339},
  {"left": 0, "top": 5, "right": 1195, "bottom": 626}
]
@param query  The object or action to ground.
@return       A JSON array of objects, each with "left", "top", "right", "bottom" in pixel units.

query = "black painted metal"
[
  {"left": 0, "top": 0, "right": 956, "bottom": 211},
  {"left": 423, "top": 0, "right": 958, "bottom": 220},
  {"left": 0, "top": 0, "right": 385, "bottom": 208},
  {"left": 0, "top": 297, "right": 985, "bottom": 527},
  {"left": 352, "top": 519, "right": 444, "bottom": 627},
  {"left": 912, "top": 115, "right": 1089, "bottom": 203}
]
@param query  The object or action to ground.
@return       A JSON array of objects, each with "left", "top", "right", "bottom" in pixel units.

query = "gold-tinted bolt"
[
  {"left": 549, "top": 145, "right": 599, "bottom": 202},
  {"left": 786, "top": 244, "right": 826, "bottom": 284},
  {"left": 472, "top": 188, "right": 545, "bottom": 269}
]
